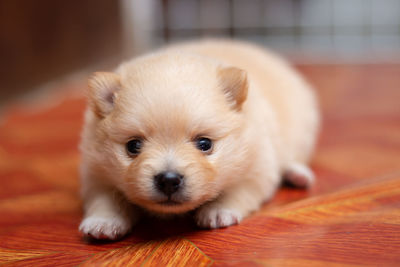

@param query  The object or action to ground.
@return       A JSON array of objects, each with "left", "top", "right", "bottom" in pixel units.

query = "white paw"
[
  {"left": 79, "top": 216, "right": 131, "bottom": 240},
  {"left": 284, "top": 162, "right": 315, "bottom": 188},
  {"left": 195, "top": 207, "right": 242, "bottom": 229}
]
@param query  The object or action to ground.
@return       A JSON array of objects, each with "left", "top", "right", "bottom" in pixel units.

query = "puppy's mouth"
[
  {"left": 158, "top": 199, "right": 182, "bottom": 206},
  {"left": 155, "top": 194, "right": 191, "bottom": 206},
  {"left": 147, "top": 195, "right": 197, "bottom": 214}
]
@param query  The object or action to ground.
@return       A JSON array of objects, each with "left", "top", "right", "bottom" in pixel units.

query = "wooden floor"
[{"left": 0, "top": 64, "right": 399, "bottom": 266}]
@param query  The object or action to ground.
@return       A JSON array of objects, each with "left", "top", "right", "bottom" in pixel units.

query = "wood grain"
[{"left": 0, "top": 65, "right": 399, "bottom": 266}]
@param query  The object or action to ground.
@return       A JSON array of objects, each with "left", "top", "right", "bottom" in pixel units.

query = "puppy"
[{"left": 79, "top": 39, "right": 319, "bottom": 240}]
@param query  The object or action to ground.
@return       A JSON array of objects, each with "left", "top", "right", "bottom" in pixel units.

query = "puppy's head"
[{"left": 87, "top": 53, "right": 249, "bottom": 214}]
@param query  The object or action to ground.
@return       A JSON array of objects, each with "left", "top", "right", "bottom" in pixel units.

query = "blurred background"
[{"left": 1, "top": 0, "right": 400, "bottom": 103}]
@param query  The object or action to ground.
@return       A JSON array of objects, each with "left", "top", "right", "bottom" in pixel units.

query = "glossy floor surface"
[{"left": 0, "top": 65, "right": 399, "bottom": 266}]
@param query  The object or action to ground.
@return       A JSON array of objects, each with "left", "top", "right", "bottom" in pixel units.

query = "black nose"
[{"left": 154, "top": 171, "right": 183, "bottom": 196}]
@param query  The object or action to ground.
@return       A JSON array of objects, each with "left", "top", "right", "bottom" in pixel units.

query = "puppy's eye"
[
  {"left": 126, "top": 139, "right": 142, "bottom": 156},
  {"left": 195, "top": 137, "right": 213, "bottom": 152}
]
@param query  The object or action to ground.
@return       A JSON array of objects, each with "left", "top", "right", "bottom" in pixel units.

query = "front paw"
[
  {"left": 79, "top": 216, "right": 131, "bottom": 240},
  {"left": 195, "top": 207, "right": 242, "bottom": 229}
]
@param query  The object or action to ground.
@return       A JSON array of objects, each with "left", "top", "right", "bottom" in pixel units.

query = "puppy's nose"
[{"left": 154, "top": 171, "right": 183, "bottom": 196}]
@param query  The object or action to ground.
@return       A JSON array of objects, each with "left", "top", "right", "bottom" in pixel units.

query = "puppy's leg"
[
  {"left": 283, "top": 162, "right": 315, "bottom": 188},
  {"left": 195, "top": 179, "right": 276, "bottom": 229},
  {"left": 79, "top": 178, "right": 138, "bottom": 240}
]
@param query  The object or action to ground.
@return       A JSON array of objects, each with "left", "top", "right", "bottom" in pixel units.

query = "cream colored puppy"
[{"left": 79, "top": 40, "right": 319, "bottom": 240}]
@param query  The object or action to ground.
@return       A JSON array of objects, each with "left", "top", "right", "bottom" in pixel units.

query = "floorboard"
[{"left": 0, "top": 64, "right": 399, "bottom": 266}]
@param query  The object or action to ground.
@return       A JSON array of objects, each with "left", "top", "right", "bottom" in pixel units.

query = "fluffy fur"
[{"left": 79, "top": 39, "right": 319, "bottom": 240}]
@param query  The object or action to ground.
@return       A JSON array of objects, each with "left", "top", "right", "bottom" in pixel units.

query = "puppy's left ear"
[
  {"left": 218, "top": 67, "right": 248, "bottom": 111},
  {"left": 88, "top": 72, "right": 121, "bottom": 117}
]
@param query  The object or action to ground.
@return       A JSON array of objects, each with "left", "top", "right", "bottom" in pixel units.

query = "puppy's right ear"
[{"left": 87, "top": 72, "right": 121, "bottom": 117}]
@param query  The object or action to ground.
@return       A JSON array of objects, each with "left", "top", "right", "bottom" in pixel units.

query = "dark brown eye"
[
  {"left": 196, "top": 137, "right": 213, "bottom": 152},
  {"left": 126, "top": 139, "right": 142, "bottom": 156}
]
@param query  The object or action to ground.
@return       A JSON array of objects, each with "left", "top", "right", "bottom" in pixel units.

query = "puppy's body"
[{"left": 79, "top": 40, "right": 319, "bottom": 239}]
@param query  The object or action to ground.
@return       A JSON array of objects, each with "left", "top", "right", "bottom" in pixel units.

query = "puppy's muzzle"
[{"left": 154, "top": 171, "right": 183, "bottom": 196}]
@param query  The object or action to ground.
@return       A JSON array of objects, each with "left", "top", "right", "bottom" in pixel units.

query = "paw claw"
[
  {"left": 196, "top": 208, "right": 242, "bottom": 229},
  {"left": 79, "top": 216, "right": 131, "bottom": 240}
]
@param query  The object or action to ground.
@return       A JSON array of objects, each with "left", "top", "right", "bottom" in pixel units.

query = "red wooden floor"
[{"left": 0, "top": 64, "right": 399, "bottom": 266}]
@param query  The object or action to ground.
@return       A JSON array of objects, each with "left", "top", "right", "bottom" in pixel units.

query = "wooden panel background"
[{"left": 0, "top": 0, "right": 122, "bottom": 102}]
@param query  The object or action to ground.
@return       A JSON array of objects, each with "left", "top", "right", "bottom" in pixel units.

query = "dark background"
[
  {"left": 0, "top": 0, "right": 122, "bottom": 102},
  {"left": 1, "top": 0, "right": 399, "bottom": 103}
]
